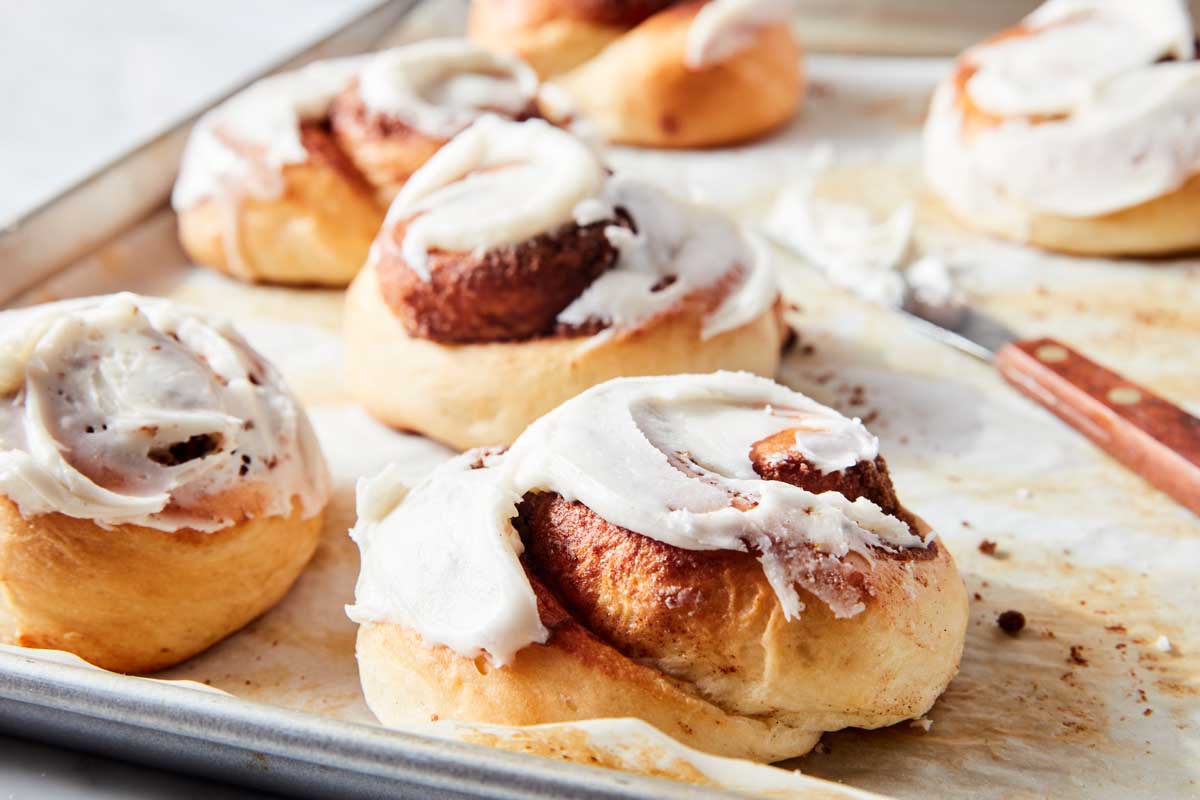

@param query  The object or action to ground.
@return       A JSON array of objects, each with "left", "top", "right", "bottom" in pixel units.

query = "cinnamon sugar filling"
[{"left": 375, "top": 219, "right": 626, "bottom": 343}]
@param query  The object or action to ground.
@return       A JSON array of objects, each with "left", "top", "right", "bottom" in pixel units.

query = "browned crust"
[
  {"left": 355, "top": 418, "right": 966, "bottom": 761},
  {"left": 475, "top": 0, "right": 682, "bottom": 31},
  {"left": 176, "top": 122, "right": 384, "bottom": 287},
  {"left": 937, "top": 20, "right": 1200, "bottom": 256},
  {"left": 517, "top": 434, "right": 937, "bottom": 669},
  {"left": 374, "top": 220, "right": 623, "bottom": 343},
  {"left": 331, "top": 79, "right": 542, "bottom": 142},
  {"left": 750, "top": 429, "right": 931, "bottom": 556},
  {"left": 328, "top": 79, "right": 550, "bottom": 207},
  {"left": 546, "top": 3, "right": 802, "bottom": 147},
  {"left": 297, "top": 121, "right": 376, "bottom": 192},
  {"left": 0, "top": 499, "right": 323, "bottom": 673},
  {"left": 344, "top": 261, "right": 786, "bottom": 449}
]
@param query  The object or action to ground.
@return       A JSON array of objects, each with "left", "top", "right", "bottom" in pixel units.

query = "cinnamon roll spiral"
[
  {"left": 468, "top": 0, "right": 803, "bottom": 147},
  {"left": 344, "top": 116, "right": 786, "bottom": 450},
  {"left": 924, "top": 0, "right": 1200, "bottom": 256},
  {"left": 349, "top": 372, "right": 968, "bottom": 762},
  {"left": 173, "top": 39, "right": 551, "bottom": 286},
  {"left": 0, "top": 294, "right": 330, "bottom": 673}
]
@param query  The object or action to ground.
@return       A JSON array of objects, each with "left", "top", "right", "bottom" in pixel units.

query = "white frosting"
[
  {"left": 172, "top": 56, "right": 366, "bottom": 211},
  {"left": 560, "top": 176, "right": 778, "bottom": 340},
  {"left": 905, "top": 255, "right": 964, "bottom": 312},
  {"left": 965, "top": 0, "right": 1194, "bottom": 117},
  {"left": 348, "top": 372, "right": 927, "bottom": 666},
  {"left": 384, "top": 116, "right": 606, "bottom": 277},
  {"left": 171, "top": 40, "right": 542, "bottom": 211},
  {"left": 381, "top": 117, "right": 778, "bottom": 339},
  {"left": 0, "top": 294, "right": 330, "bottom": 532},
  {"left": 685, "top": 0, "right": 795, "bottom": 70},
  {"left": 765, "top": 186, "right": 913, "bottom": 307},
  {"left": 925, "top": 0, "right": 1200, "bottom": 221},
  {"left": 357, "top": 39, "right": 540, "bottom": 139}
]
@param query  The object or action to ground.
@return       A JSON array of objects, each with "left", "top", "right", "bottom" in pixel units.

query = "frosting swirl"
[
  {"left": 172, "top": 40, "right": 543, "bottom": 211},
  {"left": 385, "top": 116, "right": 607, "bottom": 276},
  {"left": 685, "top": 0, "right": 795, "bottom": 70},
  {"left": 925, "top": 0, "right": 1200, "bottom": 223},
  {"left": 0, "top": 294, "right": 329, "bottom": 532},
  {"left": 348, "top": 372, "right": 928, "bottom": 665},
  {"left": 377, "top": 116, "right": 778, "bottom": 340}
]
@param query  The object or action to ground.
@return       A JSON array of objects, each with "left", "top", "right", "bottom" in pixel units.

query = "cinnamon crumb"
[
  {"left": 1069, "top": 645, "right": 1089, "bottom": 666},
  {"left": 1143, "top": 708, "right": 1154, "bottom": 717},
  {"left": 979, "top": 539, "right": 999, "bottom": 556},
  {"left": 973, "top": 592, "right": 983, "bottom": 601},
  {"left": 997, "top": 610, "right": 1025, "bottom": 635},
  {"left": 1106, "top": 624, "right": 1128, "bottom": 634}
]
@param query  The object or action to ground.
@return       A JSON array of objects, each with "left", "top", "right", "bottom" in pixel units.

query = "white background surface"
[{"left": 0, "top": 0, "right": 381, "bottom": 227}]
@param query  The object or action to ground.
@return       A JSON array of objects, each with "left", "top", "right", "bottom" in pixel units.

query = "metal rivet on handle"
[
  {"left": 1035, "top": 344, "right": 1069, "bottom": 363},
  {"left": 1107, "top": 387, "right": 1142, "bottom": 405}
]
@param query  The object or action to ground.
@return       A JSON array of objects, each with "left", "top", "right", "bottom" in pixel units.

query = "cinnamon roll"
[
  {"left": 344, "top": 116, "right": 786, "bottom": 450},
  {"left": 0, "top": 294, "right": 330, "bottom": 673},
  {"left": 924, "top": 0, "right": 1200, "bottom": 256},
  {"left": 173, "top": 39, "right": 550, "bottom": 286},
  {"left": 348, "top": 372, "right": 968, "bottom": 763},
  {"left": 468, "top": 0, "right": 803, "bottom": 147}
]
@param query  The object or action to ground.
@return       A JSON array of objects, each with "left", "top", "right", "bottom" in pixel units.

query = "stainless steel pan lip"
[
  {"left": 0, "top": 0, "right": 419, "bottom": 306},
  {"left": 0, "top": 648, "right": 746, "bottom": 800}
]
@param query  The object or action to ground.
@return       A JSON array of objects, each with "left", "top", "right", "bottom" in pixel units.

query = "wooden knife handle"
[{"left": 995, "top": 337, "right": 1200, "bottom": 516}]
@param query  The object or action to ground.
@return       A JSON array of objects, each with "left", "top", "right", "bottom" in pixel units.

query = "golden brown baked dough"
[
  {"left": 942, "top": 70, "right": 1200, "bottom": 257},
  {"left": 355, "top": 423, "right": 967, "bottom": 762},
  {"left": 927, "top": 19, "right": 1200, "bottom": 256},
  {"left": 469, "top": 0, "right": 803, "bottom": 147},
  {"left": 174, "top": 42, "right": 550, "bottom": 286},
  {"left": 375, "top": 218, "right": 620, "bottom": 342},
  {"left": 345, "top": 259, "right": 785, "bottom": 449},
  {"left": 177, "top": 124, "right": 385, "bottom": 287},
  {"left": 0, "top": 293, "right": 331, "bottom": 674},
  {"left": 0, "top": 499, "right": 321, "bottom": 674}
]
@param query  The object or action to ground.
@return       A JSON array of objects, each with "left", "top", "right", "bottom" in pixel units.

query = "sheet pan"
[{"left": 1, "top": 5, "right": 1197, "bottom": 798}]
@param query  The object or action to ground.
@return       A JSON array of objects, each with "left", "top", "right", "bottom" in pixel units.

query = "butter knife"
[{"left": 900, "top": 301, "right": 1200, "bottom": 516}]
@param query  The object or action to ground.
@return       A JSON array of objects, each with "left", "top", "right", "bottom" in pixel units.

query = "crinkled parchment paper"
[{"left": 11, "top": 26, "right": 1199, "bottom": 800}]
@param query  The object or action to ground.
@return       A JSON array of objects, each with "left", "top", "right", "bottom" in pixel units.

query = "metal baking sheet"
[
  {"left": 0, "top": 647, "right": 760, "bottom": 800},
  {"left": 2, "top": 4, "right": 1198, "bottom": 798}
]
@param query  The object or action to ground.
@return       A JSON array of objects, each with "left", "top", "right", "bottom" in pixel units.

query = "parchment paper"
[{"left": 12, "top": 36, "right": 1199, "bottom": 800}]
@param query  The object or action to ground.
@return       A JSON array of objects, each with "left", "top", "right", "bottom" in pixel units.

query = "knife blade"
[{"left": 763, "top": 226, "right": 1200, "bottom": 517}]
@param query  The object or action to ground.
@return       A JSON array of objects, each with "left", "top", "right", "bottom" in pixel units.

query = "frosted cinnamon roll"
[
  {"left": 344, "top": 116, "right": 786, "bottom": 450},
  {"left": 924, "top": 0, "right": 1200, "bottom": 256},
  {"left": 0, "top": 294, "right": 330, "bottom": 673},
  {"left": 469, "top": 0, "right": 803, "bottom": 147},
  {"left": 348, "top": 372, "right": 968, "bottom": 763},
  {"left": 173, "top": 39, "right": 550, "bottom": 286}
]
